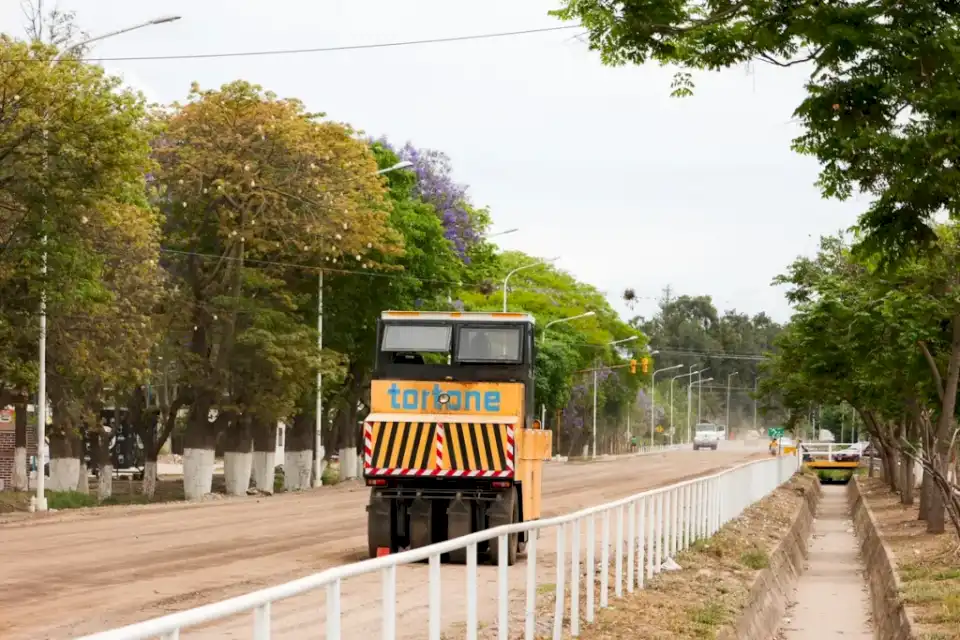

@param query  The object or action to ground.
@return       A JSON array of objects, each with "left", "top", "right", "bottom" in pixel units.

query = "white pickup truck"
[{"left": 692, "top": 423, "right": 720, "bottom": 451}]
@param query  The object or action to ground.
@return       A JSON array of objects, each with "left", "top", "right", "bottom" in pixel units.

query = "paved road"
[{"left": 0, "top": 444, "right": 766, "bottom": 639}]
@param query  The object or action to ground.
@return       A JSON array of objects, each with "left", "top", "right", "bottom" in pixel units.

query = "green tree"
[{"left": 154, "top": 80, "right": 395, "bottom": 497}]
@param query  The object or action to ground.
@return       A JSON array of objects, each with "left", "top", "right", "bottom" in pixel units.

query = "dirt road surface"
[{"left": 0, "top": 445, "right": 766, "bottom": 639}]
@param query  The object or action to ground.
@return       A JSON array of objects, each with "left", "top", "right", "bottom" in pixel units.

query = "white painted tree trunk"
[
  {"left": 252, "top": 451, "right": 276, "bottom": 494},
  {"left": 339, "top": 448, "right": 359, "bottom": 480},
  {"left": 76, "top": 462, "right": 89, "bottom": 494},
  {"left": 48, "top": 458, "right": 80, "bottom": 492},
  {"left": 284, "top": 450, "right": 312, "bottom": 490},
  {"left": 183, "top": 448, "right": 215, "bottom": 500},
  {"left": 98, "top": 465, "right": 113, "bottom": 500},
  {"left": 223, "top": 451, "right": 253, "bottom": 496},
  {"left": 12, "top": 447, "right": 27, "bottom": 491},
  {"left": 142, "top": 461, "right": 157, "bottom": 498}
]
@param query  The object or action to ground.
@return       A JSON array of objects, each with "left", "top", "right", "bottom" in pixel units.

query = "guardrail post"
[
  {"left": 552, "top": 524, "right": 566, "bottom": 640},
  {"left": 571, "top": 518, "right": 581, "bottom": 636},
  {"left": 253, "top": 602, "right": 270, "bottom": 640},
  {"left": 498, "top": 534, "right": 509, "bottom": 640},
  {"left": 654, "top": 491, "right": 663, "bottom": 573},
  {"left": 467, "top": 543, "right": 478, "bottom": 640},
  {"left": 327, "top": 579, "right": 341, "bottom": 640},
  {"left": 600, "top": 510, "right": 610, "bottom": 607},
  {"left": 586, "top": 514, "right": 595, "bottom": 622},
  {"left": 663, "top": 489, "right": 672, "bottom": 560},
  {"left": 383, "top": 565, "right": 397, "bottom": 640},
  {"left": 626, "top": 502, "right": 636, "bottom": 593},
  {"left": 429, "top": 555, "right": 441, "bottom": 640},
  {"left": 636, "top": 496, "right": 646, "bottom": 589},
  {"left": 525, "top": 530, "right": 538, "bottom": 640},
  {"left": 646, "top": 495, "right": 655, "bottom": 581},
  {"left": 615, "top": 505, "right": 624, "bottom": 598}
]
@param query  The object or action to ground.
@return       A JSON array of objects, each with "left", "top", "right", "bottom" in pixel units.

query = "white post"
[
  {"left": 697, "top": 370, "right": 702, "bottom": 423},
  {"left": 314, "top": 269, "right": 324, "bottom": 487},
  {"left": 592, "top": 368, "right": 598, "bottom": 458},
  {"left": 725, "top": 371, "right": 738, "bottom": 437}
]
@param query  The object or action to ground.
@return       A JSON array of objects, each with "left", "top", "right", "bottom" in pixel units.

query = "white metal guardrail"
[{"left": 79, "top": 453, "right": 801, "bottom": 640}]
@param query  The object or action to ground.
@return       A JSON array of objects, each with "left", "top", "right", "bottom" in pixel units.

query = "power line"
[
  {"left": 652, "top": 348, "right": 769, "bottom": 360},
  {"left": 45, "top": 25, "right": 582, "bottom": 63}
]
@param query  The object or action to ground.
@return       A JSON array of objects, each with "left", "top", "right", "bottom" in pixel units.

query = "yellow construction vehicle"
[{"left": 363, "top": 311, "right": 552, "bottom": 565}]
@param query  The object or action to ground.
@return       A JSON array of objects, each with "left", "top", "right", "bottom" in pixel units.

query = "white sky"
[{"left": 1, "top": 0, "right": 870, "bottom": 324}]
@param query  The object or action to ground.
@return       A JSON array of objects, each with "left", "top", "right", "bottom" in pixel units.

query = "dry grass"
[
  {"left": 485, "top": 473, "right": 814, "bottom": 640},
  {"left": 859, "top": 477, "right": 960, "bottom": 640}
]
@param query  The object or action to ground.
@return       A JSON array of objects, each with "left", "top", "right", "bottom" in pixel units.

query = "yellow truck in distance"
[{"left": 363, "top": 311, "right": 552, "bottom": 565}]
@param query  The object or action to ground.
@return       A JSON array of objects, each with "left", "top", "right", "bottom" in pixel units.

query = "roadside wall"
[
  {"left": 848, "top": 477, "right": 918, "bottom": 640},
  {"left": 719, "top": 475, "right": 822, "bottom": 639}
]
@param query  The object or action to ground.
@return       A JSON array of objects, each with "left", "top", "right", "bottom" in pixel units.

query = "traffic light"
[
  {"left": 641, "top": 357, "right": 649, "bottom": 373},
  {"left": 630, "top": 359, "right": 637, "bottom": 374}
]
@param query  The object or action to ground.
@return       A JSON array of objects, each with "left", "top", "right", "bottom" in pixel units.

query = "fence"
[{"left": 79, "top": 452, "right": 800, "bottom": 640}]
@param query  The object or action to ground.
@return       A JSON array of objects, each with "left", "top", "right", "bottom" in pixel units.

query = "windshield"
[
  {"left": 381, "top": 324, "right": 451, "bottom": 352},
  {"left": 695, "top": 424, "right": 717, "bottom": 432},
  {"left": 456, "top": 326, "right": 522, "bottom": 363}
]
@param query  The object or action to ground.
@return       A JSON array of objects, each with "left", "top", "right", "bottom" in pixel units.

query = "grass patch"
[
  {"left": 321, "top": 464, "right": 341, "bottom": 486},
  {"left": 687, "top": 602, "right": 728, "bottom": 638},
  {"left": 859, "top": 477, "right": 960, "bottom": 638},
  {"left": 739, "top": 548, "right": 770, "bottom": 570}
]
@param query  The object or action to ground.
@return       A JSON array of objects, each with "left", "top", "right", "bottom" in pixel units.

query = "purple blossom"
[{"left": 375, "top": 137, "right": 480, "bottom": 260}]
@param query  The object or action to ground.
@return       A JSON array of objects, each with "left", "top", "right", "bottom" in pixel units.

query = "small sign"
[
  {"left": 656, "top": 425, "right": 664, "bottom": 433},
  {"left": 767, "top": 427, "right": 784, "bottom": 438}
]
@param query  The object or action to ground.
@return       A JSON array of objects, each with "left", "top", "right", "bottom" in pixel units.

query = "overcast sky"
[{"left": 1, "top": 0, "right": 870, "bottom": 324}]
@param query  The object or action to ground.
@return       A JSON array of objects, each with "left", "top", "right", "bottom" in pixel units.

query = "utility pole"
[
  {"left": 725, "top": 372, "right": 739, "bottom": 436},
  {"left": 753, "top": 377, "right": 758, "bottom": 431}
]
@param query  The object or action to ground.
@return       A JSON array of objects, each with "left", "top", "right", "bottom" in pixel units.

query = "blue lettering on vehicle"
[{"left": 385, "top": 383, "right": 501, "bottom": 412}]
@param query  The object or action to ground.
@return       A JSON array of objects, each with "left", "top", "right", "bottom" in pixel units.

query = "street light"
[
  {"left": 725, "top": 371, "right": 739, "bottom": 437},
  {"left": 486, "top": 228, "right": 519, "bottom": 238},
  {"left": 591, "top": 335, "right": 639, "bottom": 458},
  {"left": 650, "top": 363, "right": 683, "bottom": 448},
  {"left": 537, "top": 310, "right": 595, "bottom": 434},
  {"left": 687, "top": 366, "right": 708, "bottom": 437},
  {"left": 502, "top": 257, "right": 558, "bottom": 312},
  {"left": 34, "top": 15, "right": 182, "bottom": 513},
  {"left": 314, "top": 161, "right": 414, "bottom": 488},
  {"left": 374, "top": 161, "right": 414, "bottom": 175},
  {"left": 695, "top": 377, "right": 714, "bottom": 425},
  {"left": 671, "top": 369, "right": 703, "bottom": 444}
]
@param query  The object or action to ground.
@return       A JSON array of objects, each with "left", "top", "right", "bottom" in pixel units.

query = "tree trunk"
[
  {"left": 900, "top": 448, "right": 914, "bottom": 505},
  {"left": 919, "top": 470, "right": 932, "bottom": 520},
  {"left": 48, "top": 423, "right": 82, "bottom": 492},
  {"left": 284, "top": 411, "right": 314, "bottom": 491},
  {"left": 91, "top": 424, "right": 112, "bottom": 501},
  {"left": 223, "top": 413, "right": 253, "bottom": 496},
  {"left": 251, "top": 416, "right": 277, "bottom": 493},
  {"left": 182, "top": 395, "right": 218, "bottom": 500},
  {"left": 12, "top": 399, "right": 28, "bottom": 491}
]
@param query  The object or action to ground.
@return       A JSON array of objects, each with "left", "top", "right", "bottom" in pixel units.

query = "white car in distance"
[{"left": 693, "top": 423, "right": 720, "bottom": 451}]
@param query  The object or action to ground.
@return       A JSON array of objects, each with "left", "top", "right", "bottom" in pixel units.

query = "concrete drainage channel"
[{"left": 719, "top": 475, "right": 917, "bottom": 639}]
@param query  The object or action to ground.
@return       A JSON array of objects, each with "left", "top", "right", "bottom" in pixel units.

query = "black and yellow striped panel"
[
  {"left": 370, "top": 421, "right": 437, "bottom": 470},
  {"left": 444, "top": 423, "right": 510, "bottom": 471}
]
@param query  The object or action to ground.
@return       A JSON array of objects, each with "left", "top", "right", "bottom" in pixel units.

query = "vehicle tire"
[
  {"left": 692, "top": 445, "right": 698, "bottom": 451},
  {"left": 367, "top": 489, "right": 393, "bottom": 559},
  {"left": 488, "top": 487, "right": 519, "bottom": 566},
  {"left": 446, "top": 498, "right": 472, "bottom": 564},
  {"left": 712, "top": 445, "right": 718, "bottom": 450}
]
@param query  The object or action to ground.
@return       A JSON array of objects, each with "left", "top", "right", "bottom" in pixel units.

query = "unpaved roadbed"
[{"left": 0, "top": 448, "right": 765, "bottom": 639}]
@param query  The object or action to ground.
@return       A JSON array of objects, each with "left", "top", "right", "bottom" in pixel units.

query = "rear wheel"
[
  {"left": 487, "top": 487, "right": 519, "bottom": 566},
  {"left": 367, "top": 489, "right": 393, "bottom": 559},
  {"left": 446, "top": 497, "right": 472, "bottom": 564}
]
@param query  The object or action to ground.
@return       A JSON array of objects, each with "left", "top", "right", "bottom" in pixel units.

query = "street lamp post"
[
  {"left": 586, "top": 336, "right": 639, "bottom": 457},
  {"left": 688, "top": 366, "right": 709, "bottom": 436},
  {"left": 650, "top": 363, "right": 683, "bottom": 448},
  {"left": 502, "top": 257, "right": 558, "bottom": 312},
  {"left": 539, "top": 311, "right": 595, "bottom": 443},
  {"left": 314, "top": 160, "right": 415, "bottom": 488},
  {"left": 485, "top": 228, "right": 519, "bottom": 239},
  {"left": 695, "top": 377, "right": 714, "bottom": 425},
  {"left": 725, "top": 371, "right": 739, "bottom": 437},
  {"left": 671, "top": 369, "right": 702, "bottom": 444},
  {"left": 34, "top": 14, "right": 182, "bottom": 512}
]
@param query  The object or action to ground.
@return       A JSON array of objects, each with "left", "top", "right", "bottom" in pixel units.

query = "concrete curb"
[
  {"left": 847, "top": 476, "right": 919, "bottom": 640},
  {"left": 719, "top": 474, "right": 822, "bottom": 640}
]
